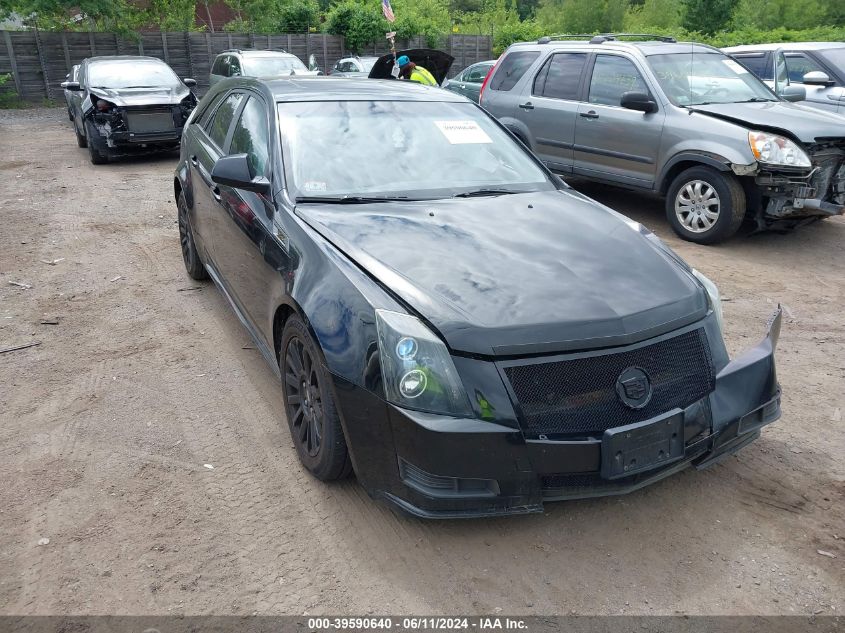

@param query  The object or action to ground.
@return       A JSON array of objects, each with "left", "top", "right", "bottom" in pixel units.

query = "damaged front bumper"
[
  {"left": 748, "top": 145, "right": 845, "bottom": 222},
  {"left": 335, "top": 309, "right": 784, "bottom": 519},
  {"left": 85, "top": 103, "right": 194, "bottom": 155}
]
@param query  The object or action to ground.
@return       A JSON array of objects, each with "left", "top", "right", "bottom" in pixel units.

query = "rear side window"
[
  {"left": 229, "top": 96, "right": 270, "bottom": 177},
  {"left": 207, "top": 93, "right": 243, "bottom": 149},
  {"left": 489, "top": 51, "right": 540, "bottom": 91},
  {"left": 230, "top": 56, "right": 242, "bottom": 77},
  {"left": 588, "top": 55, "right": 650, "bottom": 106},
  {"left": 733, "top": 53, "right": 772, "bottom": 81},
  {"left": 533, "top": 52, "right": 587, "bottom": 100}
]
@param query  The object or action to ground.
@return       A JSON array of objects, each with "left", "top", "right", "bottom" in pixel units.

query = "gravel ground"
[{"left": 0, "top": 107, "right": 843, "bottom": 616}]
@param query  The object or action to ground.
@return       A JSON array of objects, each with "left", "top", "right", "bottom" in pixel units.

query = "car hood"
[
  {"left": 689, "top": 101, "right": 845, "bottom": 143},
  {"left": 297, "top": 191, "right": 708, "bottom": 357},
  {"left": 89, "top": 85, "right": 191, "bottom": 106},
  {"left": 368, "top": 49, "right": 454, "bottom": 85}
]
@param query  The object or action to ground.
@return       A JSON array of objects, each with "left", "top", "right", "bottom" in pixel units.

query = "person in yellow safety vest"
[{"left": 396, "top": 55, "right": 437, "bottom": 86}]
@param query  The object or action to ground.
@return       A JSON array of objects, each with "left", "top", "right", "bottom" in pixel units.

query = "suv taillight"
[{"left": 478, "top": 56, "right": 500, "bottom": 105}]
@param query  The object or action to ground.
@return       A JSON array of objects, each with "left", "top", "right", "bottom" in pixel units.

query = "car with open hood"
[
  {"left": 174, "top": 75, "right": 783, "bottom": 518},
  {"left": 62, "top": 55, "right": 197, "bottom": 164},
  {"left": 367, "top": 48, "right": 454, "bottom": 85},
  {"left": 481, "top": 34, "right": 845, "bottom": 244}
]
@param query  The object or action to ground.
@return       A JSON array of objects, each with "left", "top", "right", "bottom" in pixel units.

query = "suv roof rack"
[
  {"left": 537, "top": 33, "right": 677, "bottom": 45},
  {"left": 220, "top": 48, "right": 289, "bottom": 54}
]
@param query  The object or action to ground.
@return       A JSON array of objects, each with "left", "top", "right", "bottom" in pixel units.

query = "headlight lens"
[
  {"left": 376, "top": 309, "right": 472, "bottom": 417},
  {"left": 748, "top": 131, "right": 811, "bottom": 168},
  {"left": 692, "top": 269, "right": 723, "bottom": 332}
]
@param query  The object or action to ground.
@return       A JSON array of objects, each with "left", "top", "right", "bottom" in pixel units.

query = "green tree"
[
  {"left": 731, "top": 0, "right": 826, "bottom": 31},
  {"left": 1, "top": 0, "right": 136, "bottom": 32},
  {"left": 624, "top": 0, "right": 681, "bottom": 29},
  {"left": 393, "top": 0, "right": 451, "bottom": 46},
  {"left": 324, "top": 0, "right": 384, "bottom": 52},
  {"left": 536, "top": 0, "right": 629, "bottom": 33},
  {"left": 682, "top": 0, "right": 735, "bottom": 34}
]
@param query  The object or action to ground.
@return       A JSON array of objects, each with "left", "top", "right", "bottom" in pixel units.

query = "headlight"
[
  {"left": 748, "top": 131, "right": 811, "bottom": 168},
  {"left": 375, "top": 309, "right": 472, "bottom": 417},
  {"left": 692, "top": 269, "right": 723, "bottom": 332}
]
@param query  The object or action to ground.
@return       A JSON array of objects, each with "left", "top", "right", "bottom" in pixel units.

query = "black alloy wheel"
[
  {"left": 280, "top": 316, "right": 352, "bottom": 481},
  {"left": 177, "top": 191, "right": 208, "bottom": 280}
]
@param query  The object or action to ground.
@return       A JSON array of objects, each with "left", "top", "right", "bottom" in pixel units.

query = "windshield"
[
  {"left": 818, "top": 48, "right": 845, "bottom": 75},
  {"left": 88, "top": 59, "right": 182, "bottom": 89},
  {"left": 648, "top": 52, "right": 777, "bottom": 106},
  {"left": 244, "top": 56, "right": 308, "bottom": 76},
  {"left": 278, "top": 100, "right": 554, "bottom": 200}
]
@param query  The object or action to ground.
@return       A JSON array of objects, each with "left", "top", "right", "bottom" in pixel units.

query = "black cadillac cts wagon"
[{"left": 174, "top": 76, "right": 782, "bottom": 518}]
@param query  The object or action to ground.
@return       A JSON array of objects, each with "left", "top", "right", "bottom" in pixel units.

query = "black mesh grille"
[{"left": 503, "top": 329, "right": 714, "bottom": 437}]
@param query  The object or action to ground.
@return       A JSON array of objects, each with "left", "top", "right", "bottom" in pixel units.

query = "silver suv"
[
  {"left": 210, "top": 49, "right": 318, "bottom": 87},
  {"left": 481, "top": 35, "right": 845, "bottom": 243}
]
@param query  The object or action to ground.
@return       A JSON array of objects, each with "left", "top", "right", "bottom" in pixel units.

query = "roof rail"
[
  {"left": 595, "top": 33, "right": 678, "bottom": 43},
  {"left": 537, "top": 34, "right": 596, "bottom": 44},
  {"left": 220, "top": 48, "right": 289, "bottom": 54},
  {"left": 537, "top": 33, "right": 677, "bottom": 44}
]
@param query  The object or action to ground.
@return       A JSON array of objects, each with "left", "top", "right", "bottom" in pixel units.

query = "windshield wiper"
[
  {"left": 735, "top": 97, "right": 776, "bottom": 103},
  {"left": 452, "top": 188, "right": 524, "bottom": 198},
  {"left": 295, "top": 195, "right": 412, "bottom": 204}
]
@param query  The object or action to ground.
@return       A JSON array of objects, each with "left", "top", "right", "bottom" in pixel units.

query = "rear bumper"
[{"left": 333, "top": 309, "right": 783, "bottom": 519}]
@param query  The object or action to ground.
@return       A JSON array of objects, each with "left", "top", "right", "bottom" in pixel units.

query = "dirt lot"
[{"left": 0, "top": 107, "right": 843, "bottom": 616}]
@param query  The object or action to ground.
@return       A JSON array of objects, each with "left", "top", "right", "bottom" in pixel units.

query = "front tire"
[
  {"left": 665, "top": 166, "right": 745, "bottom": 244},
  {"left": 84, "top": 121, "right": 109, "bottom": 165},
  {"left": 177, "top": 191, "right": 208, "bottom": 281},
  {"left": 280, "top": 315, "right": 352, "bottom": 481}
]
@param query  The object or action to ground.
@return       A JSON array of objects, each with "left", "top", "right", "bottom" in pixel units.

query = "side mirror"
[
  {"left": 308, "top": 53, "right": 320, "bottom": 72},
  {"left": 802, "top": 71, "right": 833, "bottom": 86},
  {"left": 183, "top": 77, "right": 197, "bottom": 87},
  {"left": 781, "top": 84, "right": 806, "bottom": 102},
  {"left": 62, "top": 81, "right": 82, "bottom": 91},
  {"left": 620, "top": 91, "right": 658, "bottom": 113},
  {"left": 211, "top": 154, "right": 271, "bottom": 194}
]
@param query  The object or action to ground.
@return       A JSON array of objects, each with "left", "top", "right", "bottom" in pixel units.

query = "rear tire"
[
  {"left": 280, "top": 315, "right": 352, "bottom": 481},
  {"left": 665, "top": 166, "right": 745, "bottom": 244},
  {"left": 177, "top": 191, "right": 208, "bottom": 281},
  {"left": 84, "top": 121, "right": 109, "bottom": 165}
]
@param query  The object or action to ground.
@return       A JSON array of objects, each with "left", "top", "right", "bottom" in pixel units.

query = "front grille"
[
  {"left": 502, "top": 328, "right": 714, "bottom": 437},
  {"left": 125, "top": 110, "right": 176, "bottom": 133}
]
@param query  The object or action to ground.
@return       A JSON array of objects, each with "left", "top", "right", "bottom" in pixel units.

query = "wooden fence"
[{"left": 0, "top": 30, "right": 493, "bottom": 101}]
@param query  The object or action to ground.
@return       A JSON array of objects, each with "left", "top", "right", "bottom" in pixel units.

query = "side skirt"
[{"left": 204, "top": 262, "right": 282, "bottom": 379}]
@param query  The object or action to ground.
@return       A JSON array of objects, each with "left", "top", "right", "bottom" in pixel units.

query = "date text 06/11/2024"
[{"left": 307, "top": 617, "right": 529, "bottom": 630}]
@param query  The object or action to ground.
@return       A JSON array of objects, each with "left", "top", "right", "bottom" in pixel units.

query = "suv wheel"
[
  {"left": 280, "top": 315, "right": 352, "bottom": 481},
  {"left": 666, "top": 166, "right": 745, "bottom": 244}
]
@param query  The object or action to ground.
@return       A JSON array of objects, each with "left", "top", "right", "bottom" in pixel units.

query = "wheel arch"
[{"left": 658, "top": 153, "right": 732, "bottom": 195}]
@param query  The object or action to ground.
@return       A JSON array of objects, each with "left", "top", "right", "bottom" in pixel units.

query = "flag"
[{"left": 382, "top": 0, "right": 395, "bottom": 22}]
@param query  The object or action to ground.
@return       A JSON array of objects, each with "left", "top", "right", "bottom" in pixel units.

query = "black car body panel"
[
  {"left": 297, "top": 192, "right": 708, "bottom": 356},
  {"left": 368, "top": 48, "right": 455, "bottom": 84},
  {"left": 175, "top": 77, "right": 783, "bottom": 517}
]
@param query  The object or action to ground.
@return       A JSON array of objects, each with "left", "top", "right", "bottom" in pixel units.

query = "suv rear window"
[{"left": 489, "top": 51, "right": 540, "bottom": 91}]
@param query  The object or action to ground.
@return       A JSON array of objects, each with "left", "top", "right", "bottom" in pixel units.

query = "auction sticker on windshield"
[{"left": 434, "top": 120, "right": 492, "bottom": 144}]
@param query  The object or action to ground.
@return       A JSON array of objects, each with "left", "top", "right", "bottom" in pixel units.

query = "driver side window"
[
  {"left": 588, "top": 55, "right": 649, "bottom": 106},
  {"left": 228, "top": 96, "right": 270, "bottom": 178},
  {"left": 785, "top": 53, "right": 825, "bottom": 83}
]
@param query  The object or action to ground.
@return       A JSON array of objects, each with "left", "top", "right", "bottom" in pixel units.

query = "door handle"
[
  {"left": 460, "top": 84, "right": 466, "bottom": 89},
  {"left": 519, "top": 102, "right": 534, "bottom": 110},
  {"left": 190, "top": 155, "right": 199, "bottom": 166},
  {"left": 580, "top": 110, "right": 599, "bottom": 119},
  {"left": 211, "top": 186, "right": 221, "bottom": 201}
]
